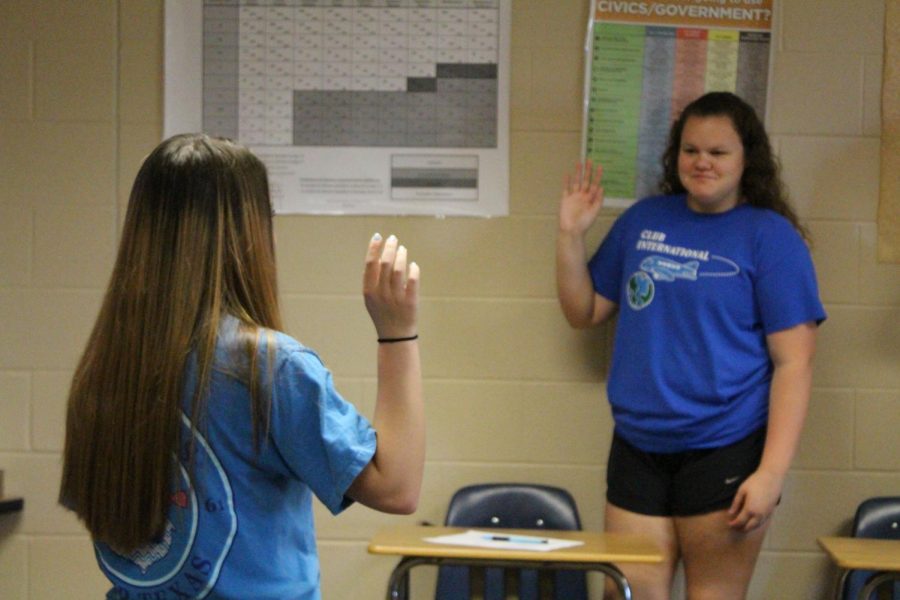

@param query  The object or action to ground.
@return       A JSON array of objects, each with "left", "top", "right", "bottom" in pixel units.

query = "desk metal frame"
[
  {"left": 385, "top": 554, "right": 634, "bottom": 600},
  {"left": 833, "top": 566, "right": 900, "bottom": 600},
  {"left": 857, "top": 572, "right": 900, "bottom": 600}
]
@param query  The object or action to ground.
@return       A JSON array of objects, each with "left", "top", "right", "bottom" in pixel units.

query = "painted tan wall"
[{"left": 0, "top": 1, "right": 895, "bottom": 598}]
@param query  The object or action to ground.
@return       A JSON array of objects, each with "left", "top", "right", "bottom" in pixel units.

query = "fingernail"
[
  {"left": 387, "top": 234, "right": 397, "bottom": 243},
  {"left": 398, "top": 245, "right": 406, "bottom": 253},
  {"left": 371, "top": 232, "right": 382, "bottom": 241}
]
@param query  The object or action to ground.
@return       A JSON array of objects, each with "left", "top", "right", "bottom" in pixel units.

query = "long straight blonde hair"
[{"left": 60, "top": 134, "right": 282, "bottom": 553}]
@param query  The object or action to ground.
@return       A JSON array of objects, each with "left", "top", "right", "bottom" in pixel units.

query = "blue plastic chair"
[
  {"left": 842, "top": 497, "right": 900, "bottom": 599},
  {"left": 435, "top": 483, "right": 588, "bottom": 600}
]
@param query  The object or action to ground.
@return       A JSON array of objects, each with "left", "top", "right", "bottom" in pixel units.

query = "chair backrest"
[
  {"left": 435, "top": 483, "right": 588, "bottom": 600},
  {"left": 843, "top": 497, "right": 900, "bottom": 600}
]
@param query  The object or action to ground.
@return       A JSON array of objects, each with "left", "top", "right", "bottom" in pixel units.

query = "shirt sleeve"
[
  {"left": 269, "top": 345, "right": 376, "bottom": 515},
  {"left": 588, "top": 214, "right": 627, "bottom": 304},
  {"left": 754, "top": 216, "right": 827, "bottom": 334}
]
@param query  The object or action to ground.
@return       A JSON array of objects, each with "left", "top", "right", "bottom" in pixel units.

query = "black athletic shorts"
[{"left": 606, "top": 427, "right": 766, "bottom": 517}]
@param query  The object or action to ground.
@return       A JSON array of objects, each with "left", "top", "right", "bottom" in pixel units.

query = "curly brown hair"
[{"left": 659, "top": 92, "right": 808, "bottom": 241}]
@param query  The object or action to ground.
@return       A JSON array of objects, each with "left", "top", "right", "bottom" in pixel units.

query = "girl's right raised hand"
[
  {"left": 559, "top": 159, "right": 605, "bottom": 236},
  {"left": 363, "top": 233, "right": 419, "bottom": 340}
]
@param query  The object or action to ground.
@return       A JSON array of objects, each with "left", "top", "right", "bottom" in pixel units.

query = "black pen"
[{"left": 483, "top": 534, "right": 548, "bottom": 544}]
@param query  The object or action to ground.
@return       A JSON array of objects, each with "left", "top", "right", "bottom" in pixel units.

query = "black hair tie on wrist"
[{"left": 377, "top": 335, "right": 418, "bottom": 344}]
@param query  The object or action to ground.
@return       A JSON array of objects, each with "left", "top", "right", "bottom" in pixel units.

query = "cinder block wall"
[{"left": 0, "top": 1, "right": 895, "bottom": 598}]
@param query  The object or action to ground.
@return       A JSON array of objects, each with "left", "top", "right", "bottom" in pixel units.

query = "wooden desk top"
[
  {"left": 818, "top": 536, "right": 900, "bottom": 571},
  {"left": 368, "top": 525, "right": 663, "bottom": 565}
]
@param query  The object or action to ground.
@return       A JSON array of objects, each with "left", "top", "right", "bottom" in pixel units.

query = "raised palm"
[{"left": 559, "top": 160, "right": 604, "bottom": 235}]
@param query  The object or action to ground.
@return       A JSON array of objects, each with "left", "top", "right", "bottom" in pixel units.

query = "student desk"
[
  {"left": 818, "top": 536, "right": 900, "bottom": 599},
  {"left": 368, "top": 525, "right": 663, "bottom": 600}
]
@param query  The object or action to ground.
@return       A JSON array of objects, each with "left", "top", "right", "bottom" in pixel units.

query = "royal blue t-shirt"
[
  {"left": 589, "top": 195, "right": 826, "bottom": 452},
  {"left": 94, "top": 317, "right": 377, "bottom": 599}
]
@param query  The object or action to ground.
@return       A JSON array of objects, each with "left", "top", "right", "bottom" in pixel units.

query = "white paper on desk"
[{"left": 424, "top": 529, "right": 584, "bottom": 552}]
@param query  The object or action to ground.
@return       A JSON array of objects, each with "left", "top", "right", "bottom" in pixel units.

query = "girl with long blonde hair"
[{"left": 60, "top": 133, "right": 424, "bottom": 599}]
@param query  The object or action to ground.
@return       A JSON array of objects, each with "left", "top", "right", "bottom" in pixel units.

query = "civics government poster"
[
  {"left": 164, "top": 0, "right": 510, "bottom": 217},
  {"left": 582, "top": 0, "right": 775, "bottom": 207}
]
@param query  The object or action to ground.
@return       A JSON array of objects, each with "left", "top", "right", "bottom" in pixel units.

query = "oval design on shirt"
[
  {"left": 627, "top": 270, "right": 655, "bottom": 310},
  {"left": 95, "top": 413, "right": 236, "bottom": 599}
]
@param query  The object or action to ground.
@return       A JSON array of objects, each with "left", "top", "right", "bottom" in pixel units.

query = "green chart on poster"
[{"left": 582, "top": 0, "right": 775, "bottom": 207}]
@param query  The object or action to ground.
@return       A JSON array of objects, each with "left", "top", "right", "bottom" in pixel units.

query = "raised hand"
[
  {"left": 350, "top": 233, "right": 424, "bottom": 515},
  {"left": 559, "top": 159, "right": 605, "bottom": 236},
  {"left": 363, "top": 233, "right": 419, "bottom": 340}
]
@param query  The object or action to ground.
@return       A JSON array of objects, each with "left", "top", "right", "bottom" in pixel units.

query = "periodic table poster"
[
  {"left": 582, "top": 0, "right": 775, "bottom": 207},
  {"left": 165, "top": 0, "right": 510, "bottom": 217}
]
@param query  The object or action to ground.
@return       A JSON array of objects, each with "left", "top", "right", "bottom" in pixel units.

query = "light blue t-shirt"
[
  {"left": 95, "top": 318, "right": 376, "bottom": 599},
  {"left": 589, "top": 195, "right": 826, "bottom": 452}
]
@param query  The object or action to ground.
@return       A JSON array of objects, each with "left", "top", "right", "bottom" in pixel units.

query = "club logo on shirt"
[
  {"left": 627, "top": 271, "right": 655, "bottom": 310},
  {"left": 96, "top": 413, "right": 236, "bottom": 599},
  {"left": 640, "top": 256, "right": 699, "bottom": 281}
]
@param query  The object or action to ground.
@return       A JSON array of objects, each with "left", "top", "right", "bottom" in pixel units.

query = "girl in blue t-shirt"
[
  {"left": 556, "top": 92, "right": 825, "bottom": 599},
  {"left": 60, "top": 133, "right": 424, "bottom": 599}
]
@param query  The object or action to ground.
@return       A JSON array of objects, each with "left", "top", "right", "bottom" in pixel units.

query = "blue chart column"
[
  {"left": 203, "top": 1, "right": 239, "bottom": 139},
  {"left": 635, "top": 26, "right": 674, "bottom": 201}
]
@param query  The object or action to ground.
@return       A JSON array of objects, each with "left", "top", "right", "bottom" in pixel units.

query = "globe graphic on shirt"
[{"left": 627, "top": 271, "right": 655, "bottom": 310}]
